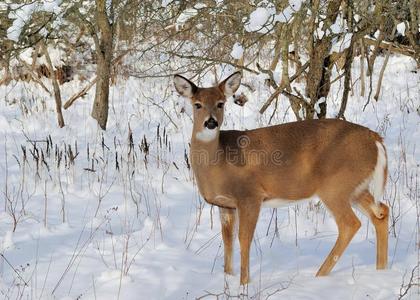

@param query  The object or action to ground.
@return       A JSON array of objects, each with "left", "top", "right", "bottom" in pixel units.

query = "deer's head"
[{"left": 174, "top": 72, "right": 242, "bottom": 142}]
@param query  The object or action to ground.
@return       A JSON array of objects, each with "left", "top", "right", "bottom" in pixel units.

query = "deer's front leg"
[
  {"left": 220, "top": 207, "right": 236, "bottom": 275},
  {"left": 238, "top": 202, "right": 261, "bottom": 285}
]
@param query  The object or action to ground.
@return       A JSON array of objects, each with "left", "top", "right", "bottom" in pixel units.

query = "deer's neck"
[{"left": 190, "top": 128, "right": 220, "bottom": 166}]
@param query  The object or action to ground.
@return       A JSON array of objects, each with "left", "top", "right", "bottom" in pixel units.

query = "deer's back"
[{"left": 218, "top": 119, "right": 382, "bottom": 200}]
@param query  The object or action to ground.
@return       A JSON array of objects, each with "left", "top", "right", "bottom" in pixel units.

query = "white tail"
[
  {"left": 371, "top": 141, "right": 387, "bottom": 203},
  {"left": 174, "top": 72, "right": 389, "bottom": 285}
]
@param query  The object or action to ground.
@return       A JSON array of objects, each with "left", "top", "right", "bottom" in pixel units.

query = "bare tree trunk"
[
  {"left": 407, "top": 0, "right": 420, "bottom": 67},
  {"left": 40, "top": 42, "right": 65, "bottom": 128},
  {"left": 367, "top": 21, "right": 385, "bottom": 76},
  {"left": 337, "top": 0, "right": 355, "bottom": 119},
  {"left": 280, "top": 31, "right": 302, "bottom": 120},
  {"left": 359, "top": 40, "right": 366, "bottom": 97},
  {"left": 337, "top": 41, "right": 354, "bottom": 119},
  {"left": 269, "top": 28, "right": 282, "bottom": 71},
  {"left": 91, "top": 0, "right": 113, "bottom": 130},
  {"left": 374, "top": 25, "right": 396, "bottom": 101},
  {"left": 305, "top": 0, "right": 342, "bottom": 119},
  {"left": 0, "top": 40, "right": 13, "bottom": 85}
]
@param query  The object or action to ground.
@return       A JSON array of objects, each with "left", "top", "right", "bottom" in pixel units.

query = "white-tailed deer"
[{"left": 174, "top": 72, "right": 389, "bottom": 285}]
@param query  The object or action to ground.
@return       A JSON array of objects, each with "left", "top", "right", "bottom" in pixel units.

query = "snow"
[
  {"left": 0, "top": 231, "right": 14, "bottom": 252},
  {"left": 0, "top": 55, "right": 419, "bottom": 299},
  {"left": 397, "top": 22, "right": 406, "bottom": 36},
  {"left": 12, "top": 44, "right": 65, "bottom": 68},
  {"left": 176, "top": 3, "right": 207, "bottom": 25},
  {"left": 245, "top": 1, "right": 303, "bottom": 30},
  {"left": 6, "top": 1, "right": 62, "bottom": 42},
  {"left": 245, "top": 7, "right": 274, "bottom": 32},
  {"left": 230, "top": 42, "right": 244, "bottom": 60},
  {"left": 331, "top": 32, "right": 353, "bottom": 53},
  {"left": 314, "top": 97, "right": 326, "bottom": 115},
  {"left": 7, "top": 2, "right": 37, "bottom": 42},
  {"left": 274, "top": 12, "right": 288, "bottom": 23},
  {"left": 275, "top": 0, "right": 302, "bottom": 24},
  {"left": 43, "top": 0, "right": 62, "bottom": 13},
  {"left": 330, "top": 18, "right": 344, "bottom": 34},
  {"left": 272, "top": 71, "right": 280, "bottom": 85},
  {"left": 161, "top": 0, "right": 174, "bottom": 8}
]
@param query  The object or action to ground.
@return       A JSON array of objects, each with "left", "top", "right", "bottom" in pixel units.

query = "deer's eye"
[
  {"left": 194, "top": 103, "right": 202, "bottom": 109},
  {"left": 217, "top": 102, "right": 224, "bottom": 109}
]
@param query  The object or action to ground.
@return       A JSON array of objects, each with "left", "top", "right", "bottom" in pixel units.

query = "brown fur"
[{"left": 174, "top": 73, "right": 389, "bottom": 285}]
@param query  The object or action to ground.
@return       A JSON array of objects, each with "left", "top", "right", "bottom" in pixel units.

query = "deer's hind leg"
[
  {"left": 220, "top": 207, "right": 236, "bottom": 275},
  {"left": 316, "top": 192, "right": 361, "bottom": 276},
  {"left": 354, "top": 191, "right": 389, "bottom": 269}
]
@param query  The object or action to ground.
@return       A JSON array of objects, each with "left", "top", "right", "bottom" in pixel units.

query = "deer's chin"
[{"left": 196, "top": 127, "right": 218, "bottom": 142}]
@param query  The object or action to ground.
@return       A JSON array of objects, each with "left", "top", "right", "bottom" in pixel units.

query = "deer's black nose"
[{"left": 204, "top": 117, "right": 218, "bottom": 129}]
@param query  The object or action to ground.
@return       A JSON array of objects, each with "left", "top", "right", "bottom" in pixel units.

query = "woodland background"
[{"left": 0, "top": 1, "right": 419, "bottom": 299}]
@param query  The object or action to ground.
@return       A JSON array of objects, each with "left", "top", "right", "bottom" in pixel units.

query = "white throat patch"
[{"left": 196, "top": 128, "right": 218, "bottom": 142}]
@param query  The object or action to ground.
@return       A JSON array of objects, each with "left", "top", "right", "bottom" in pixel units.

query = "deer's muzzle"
[{"left": 204, "top": 117, "right": 218, "bottom": 129}]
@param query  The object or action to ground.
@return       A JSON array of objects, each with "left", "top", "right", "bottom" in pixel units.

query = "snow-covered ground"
[{"left": 0, "top": 55, "right": 419, "bottom": 299}]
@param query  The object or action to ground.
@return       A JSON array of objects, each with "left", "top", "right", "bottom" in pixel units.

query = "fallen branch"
[
  {"left": 363, "top": 37, "right": 416, "bottom": 58},
  {"left": 63, "top": 49, "right": 133, "bottom": 110},
  {"left": 63, "top": 77, "right": 97, "bottom": 109}
]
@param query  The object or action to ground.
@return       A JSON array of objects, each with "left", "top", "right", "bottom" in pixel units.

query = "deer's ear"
[
  {"left": 174, "top": 75, "right": 198, "bottom": 98},
  {"left": 219, "top": 71, "right": 242, "bottom": 97}
]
